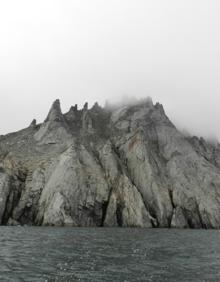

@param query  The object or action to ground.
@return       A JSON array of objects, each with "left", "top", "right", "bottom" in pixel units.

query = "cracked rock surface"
[{"left": 1, "top": 98, "right": 220, "bottom": 228}]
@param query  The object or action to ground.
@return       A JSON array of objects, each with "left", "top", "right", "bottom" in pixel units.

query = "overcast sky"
[{"left": 0, "top": 0, "right": 220, "bottom": 139}]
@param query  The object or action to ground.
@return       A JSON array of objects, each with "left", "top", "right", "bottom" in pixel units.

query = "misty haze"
[
  {"left": 0, "top": 0, "right": 220, "bottom": 140},
  {"left": 1, "top": 1, "right": 220, "bottom": 282}
]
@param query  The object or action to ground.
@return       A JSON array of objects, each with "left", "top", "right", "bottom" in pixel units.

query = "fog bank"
[{"left": 0, "top": 0, "right": 220, "bottom": 140}]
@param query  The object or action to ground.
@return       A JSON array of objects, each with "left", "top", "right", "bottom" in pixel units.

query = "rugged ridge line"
[{"left": 0, "top": 97, "right": 220, "bottom": 228}]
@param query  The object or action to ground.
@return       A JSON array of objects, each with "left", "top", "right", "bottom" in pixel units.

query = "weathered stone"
[
  {"left": 30, "top": 119, "right": 37, "bottom": 128},
  {"left": 45, "top": 99, "right": 64, "bottom": 122},
  {"left": 0, "top": 171, "right": 11, "bottom": 223},
  {"left": 0, "top": 97, "right": 220, "bottom": 228}
]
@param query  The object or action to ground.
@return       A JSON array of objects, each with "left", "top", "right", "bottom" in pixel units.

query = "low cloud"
[{"left": 0, "top": 1, "right": 220, "bottom": 141}]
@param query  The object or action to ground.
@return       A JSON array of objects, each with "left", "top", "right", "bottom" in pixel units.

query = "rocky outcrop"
[
  {"left": 0, "top": 97, "right": 220, "bottom": 228},
  {"left": 34, "top": 99, "right": 72, "bottom": 146}
]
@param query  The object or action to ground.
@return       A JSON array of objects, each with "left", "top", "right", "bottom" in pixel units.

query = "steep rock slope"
[{"left": 0, "top": 98, "right": 220, "bottom": 228}]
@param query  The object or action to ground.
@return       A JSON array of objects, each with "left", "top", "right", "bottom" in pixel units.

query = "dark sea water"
[{"left": 0, "top": 228, "right": 220, "bottom": 282}]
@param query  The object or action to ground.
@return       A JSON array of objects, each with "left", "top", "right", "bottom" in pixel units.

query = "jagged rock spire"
[
  {"left": 83, "top": 102, "right": 88, "bottom": 111},
  {"left": 68, "top": 104, "right": 78, "bottom": 113},
  {"left": 30, "top": 119, "right": 37, "bottom": 128},
  {"left": 34, "top": 99, "right": 70, "bottom": 143},
  {"left": 73, "top": 104, "right": 78, "bottom": 111},
  {"left": 155, "top": 102, "right": 165, "bottom": 114},
  {"left": 91, "top": 102, "right": 101, "bottom": 112},
  {"left": 45, "top": 99, "right": 64, "bottom": 122}
]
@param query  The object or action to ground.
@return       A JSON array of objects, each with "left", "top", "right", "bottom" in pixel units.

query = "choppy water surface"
[{"left": 0, "top": 228, "right": 220, "bottom": 281}]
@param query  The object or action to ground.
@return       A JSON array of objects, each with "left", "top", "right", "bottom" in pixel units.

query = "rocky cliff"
[{"left": 0, "top": 98, "right": 220, "bottom": 228}]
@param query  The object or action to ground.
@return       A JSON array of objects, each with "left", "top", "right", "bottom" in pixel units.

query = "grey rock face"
[
  {"left": 45, "top": 99, "right": 64, "bottom": 122},
  {"left": 1, "top": 98, "right": 220, "bottom": 228},
  {"left": 0, "top": 171, "right": 11, "bottom": 223},
  {"left": 34, "top": 99, "right": 72, "bottom": 146}
]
